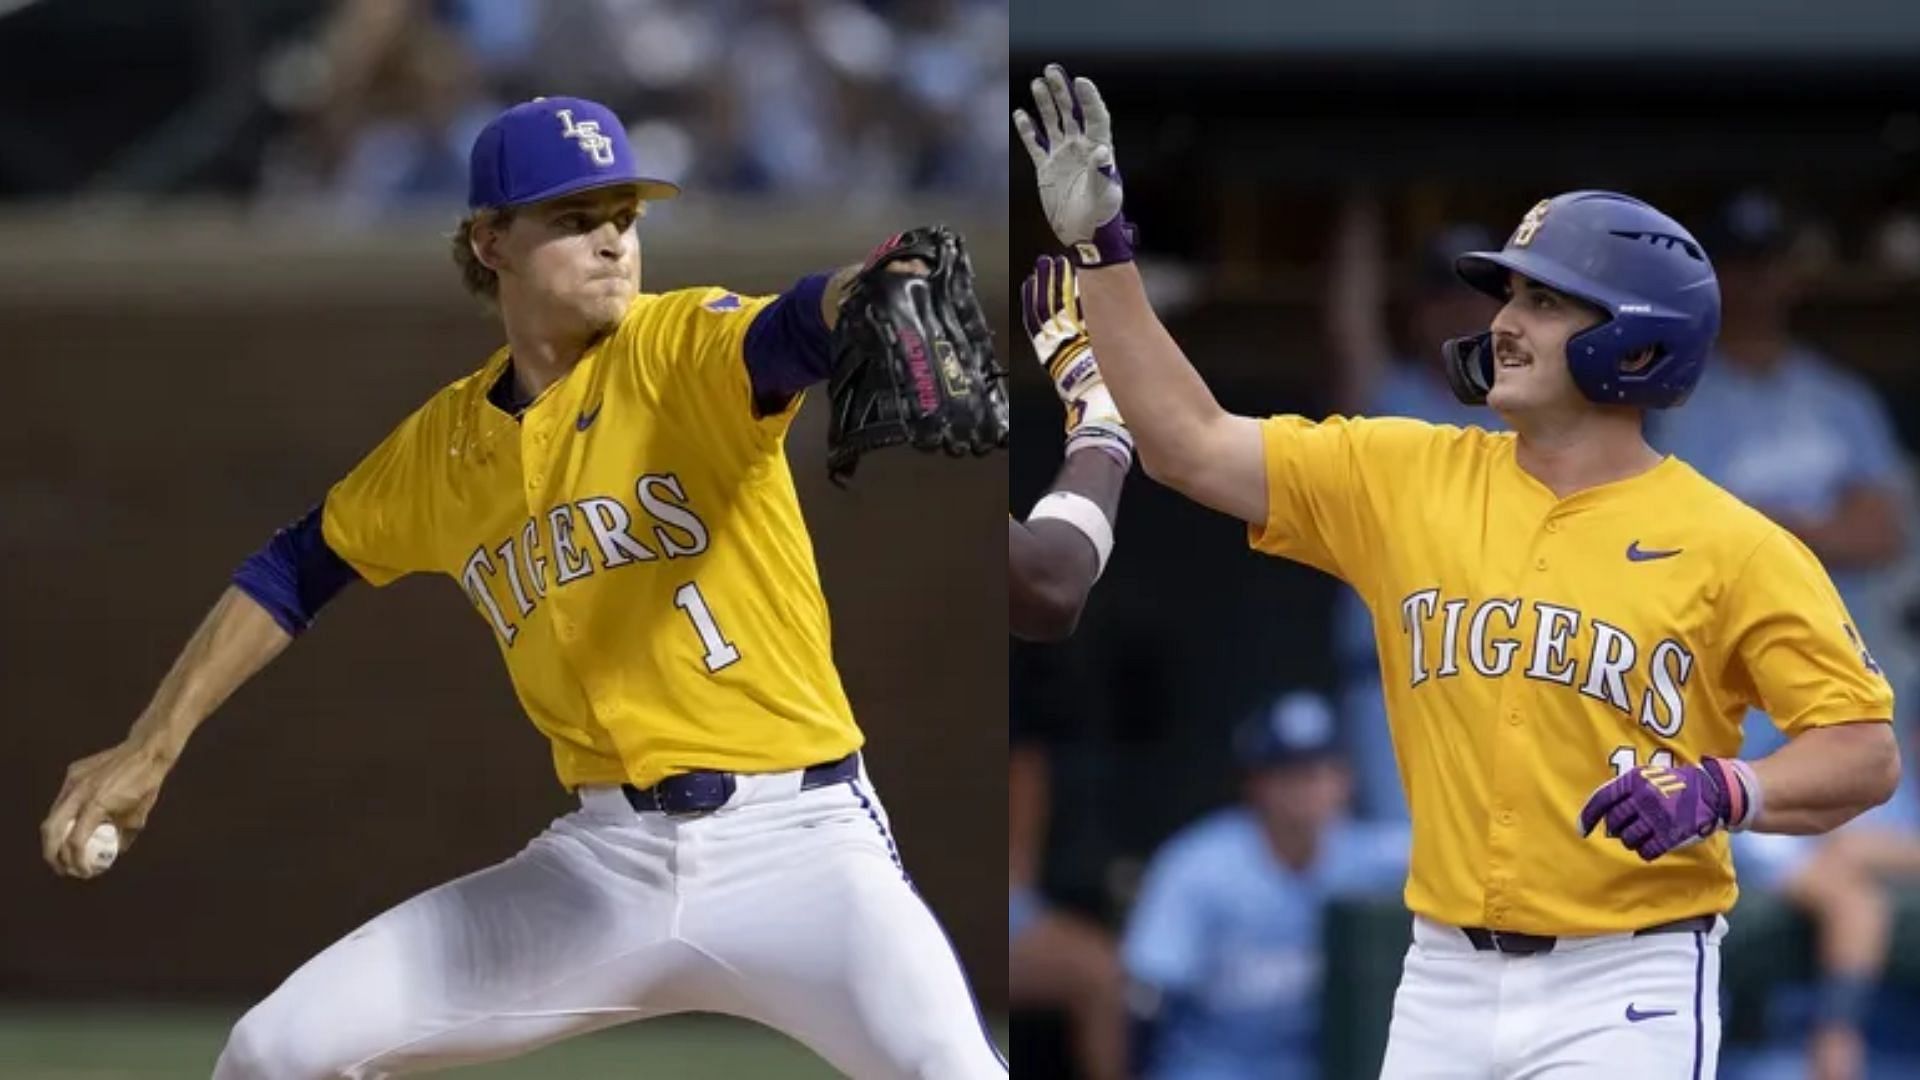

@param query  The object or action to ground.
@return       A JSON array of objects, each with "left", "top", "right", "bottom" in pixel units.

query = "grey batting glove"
[{"left": 1013, "top": 64, "right": 1135, "bottom": 267}]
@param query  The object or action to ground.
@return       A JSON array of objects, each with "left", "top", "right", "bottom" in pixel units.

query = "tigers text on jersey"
[
  {"left": 1249, "top": 416, "right": 1892, "bottom": 935},
  {"left": 321, "top": 288, "right": 860, "bottom": 789}
]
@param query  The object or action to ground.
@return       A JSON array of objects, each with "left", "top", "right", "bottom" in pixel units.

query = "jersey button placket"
[
  {"left": 1531, "top": 514, "right": 1556, "bottom": 572},
  {"left": 523, "top": 422, "right": 550, "bottom": 506}
]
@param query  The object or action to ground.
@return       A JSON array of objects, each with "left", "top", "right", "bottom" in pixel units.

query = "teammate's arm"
[
  {"left": 1012, "top": 256, "right": 1132, "bottom": 641},
  {"left": 1016, "top": 66, "right": 1266, "bottom": 526},
  {"left": 1012, "top": 448, "right": 1127, "bottom": 641}
]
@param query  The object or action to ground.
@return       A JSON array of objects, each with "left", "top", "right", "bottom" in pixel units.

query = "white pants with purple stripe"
[
  {"left": 212, "top": 759, "right": 1006, "bottom": 1079},
  {"left": 1379, "top": 915, "right": 1725, "bottom": 1079}
]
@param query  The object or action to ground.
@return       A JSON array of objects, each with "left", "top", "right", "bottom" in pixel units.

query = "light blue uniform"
[
  {"left": 1122, "top": 811, "right": 1410, "bottom": 1080},
  {"left": 1649, "top": 346, "right": 1920, "bottom": 882},
  {"left": 1648, "top": 346, "right": 1906, "bottom": 633},
  {"left": 1338, "top": 363, "right": 1504, "bottom": 822}
]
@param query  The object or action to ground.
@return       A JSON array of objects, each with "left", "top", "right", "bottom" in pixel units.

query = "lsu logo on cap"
[
  {"left": 1511, "top": 199, "right": 1552, "bottom": 247},
  {"left": 557, "top": 108, "right": 615, "bottom": 167},
  {"left": 703, "top": 292, "right": 742, "bottom": 312}
]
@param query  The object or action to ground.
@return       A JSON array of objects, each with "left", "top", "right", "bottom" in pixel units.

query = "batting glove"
[
  {"left": 1014, "top": 64, "right": 1135, "bottom": 267},
  {"left": 1022, "top": 254, "right": 1132, "bottom": 468},
  {"left": 1578, "top": 758, "right": 1750, "bottom": 862}
]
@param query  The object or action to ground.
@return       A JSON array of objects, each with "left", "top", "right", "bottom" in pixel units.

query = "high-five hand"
[
  {"left": 1014, "top": 64, "right": 1134, "bottom": 267},
  {"left": 1021, "top": 254, "right": 1132, "bottom": 467}
]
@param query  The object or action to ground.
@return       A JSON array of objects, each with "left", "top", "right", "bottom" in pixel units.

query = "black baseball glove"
[{"left": 826, "top": 227, "right": 1010, "bottom": 485}]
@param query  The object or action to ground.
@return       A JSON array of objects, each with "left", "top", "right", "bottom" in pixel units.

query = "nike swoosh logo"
[
  {"left": 1624, "top": 1004, "right": 1677, "bottom": 1023},
  {"left": 576, "top": 404, "right": 602, "bottom": 432},
  {"left": 1626, "top": 541, "right": 1682, "bottom": 562}
]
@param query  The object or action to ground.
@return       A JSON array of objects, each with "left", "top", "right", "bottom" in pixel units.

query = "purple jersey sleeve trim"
[
  {"left": 231, "top": 503, "right": 362, "bottom": 636},
  {"left": 743, "top": 272, "right": 833, "bottom": 411}
]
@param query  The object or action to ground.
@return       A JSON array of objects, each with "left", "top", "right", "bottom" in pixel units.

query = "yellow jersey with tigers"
[
  {"left": 321, "top": 288, "right": 860, "bottom": 789},
  {"left": 1249, "top": 416, "right": 1893, "bottom": 935}
]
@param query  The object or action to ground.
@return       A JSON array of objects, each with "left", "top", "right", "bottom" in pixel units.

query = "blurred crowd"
[
  {"left": 1013, "top": 189, "right": 1920, "bottom": 1080},
  {"left": 0, "top": 0, "right": 1008, "bottom": 214},
  {"left": 259, "top": 0, "right": 1008, "bottom": 217}
]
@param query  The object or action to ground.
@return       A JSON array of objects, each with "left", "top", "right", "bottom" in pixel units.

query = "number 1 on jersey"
[
  {"left": 673, "top": 582, "right": 741, "bottom": 672},
  {"left": 1609, "top": 746, "right": 1675, "bottom": 778}
]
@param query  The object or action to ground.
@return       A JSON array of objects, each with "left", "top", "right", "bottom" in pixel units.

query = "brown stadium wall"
[{"left": 0, "top": 206, "right": 1011, "bottom": 1010}]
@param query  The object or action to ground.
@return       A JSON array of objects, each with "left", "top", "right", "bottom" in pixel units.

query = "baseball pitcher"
[
  {"left": 1017, "top": 65, "right": 1901, "bottom": 1077},
  {"left": 41, "top": 96, "right": 1007, "bottom": 1079}
]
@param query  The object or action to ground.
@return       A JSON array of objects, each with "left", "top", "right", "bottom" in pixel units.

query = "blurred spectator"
[
  {"left": 1322, "top": 197, "right": 1502, "bottom": 823},
  {"left": 1734, "top": 827, "right": 1920, "bottom": 1080},
  {"left": 1010, "top": 734, "right": 1128, "bottom": 1080},
  {"left": 1651, "top": 190, "right": 1909, "bottom": 598},
  {"left": 254, "top": 0, "right": 1006, "bottom": 217},
  {"left": 1122, "top": 691, "right": 1409, "bottom": 1080},
  {"left": 257, "top": 0, "right": 497, "bottom": 217},
  {"left": 1647, "top": 190, "right": 1920, "bottom": 1080},
  {"left": 1647, "top": 189, "right": 1917, "bottom": 758}
]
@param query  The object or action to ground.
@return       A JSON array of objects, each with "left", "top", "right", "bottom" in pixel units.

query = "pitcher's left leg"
[
  {"left": 1512, "top": 921, "right": 1724, "bottom": 1079},
  {"left": 684, "top": 776, "right": 1007, "bottom": 1080}
]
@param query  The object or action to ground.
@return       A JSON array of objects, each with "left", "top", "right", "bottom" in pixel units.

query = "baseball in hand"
[{"left": 64, "top": 821, "right": 121, "bottom": 874}]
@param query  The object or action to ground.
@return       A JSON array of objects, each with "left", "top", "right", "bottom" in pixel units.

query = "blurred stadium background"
[
  {"left": 1012, "top": 3, "right": 1920, "bottom": 1079},
  {"left": 0, "top": 1, "right": 1007, "bottom": 1076}
]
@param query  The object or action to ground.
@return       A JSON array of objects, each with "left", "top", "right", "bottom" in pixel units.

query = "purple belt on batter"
[
  {"left": 622, "top": 753, "right": 861, "bottom": 816},
  {"left": 1461, "top": 913, "right": 1716, "bottom": 956}
]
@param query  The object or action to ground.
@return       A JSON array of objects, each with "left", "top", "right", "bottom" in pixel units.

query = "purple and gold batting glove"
[
  {"left": 1021, "top": 255, "right": 1132, "bottom": 468},
  {"left": 1577, "top": 759, "right": 1742, "bottom": 862}
]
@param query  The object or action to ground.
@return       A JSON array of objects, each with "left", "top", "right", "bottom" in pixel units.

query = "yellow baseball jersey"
[
  {"left": 321, "top": 288, "right": 861, "bottom": 789},
  {"left": 1249, "top": 416, "right": 1893, "bottom": 935}
]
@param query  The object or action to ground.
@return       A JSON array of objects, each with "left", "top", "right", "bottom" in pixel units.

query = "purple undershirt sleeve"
[
  {"left": 231, "top": 502, "right": 362, "bottom": 636},
  {"left": 743, "top": 272, "right": 834, "bottom": 413}
]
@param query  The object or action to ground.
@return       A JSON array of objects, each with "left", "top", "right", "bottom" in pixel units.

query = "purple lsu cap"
[{"left": 467, "top": 96, "right": 680, "bottom": 211}]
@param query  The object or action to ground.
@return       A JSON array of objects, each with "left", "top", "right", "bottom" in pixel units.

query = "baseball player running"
[
  {"left": 1012, "top": 254, "right": 1132, "bottom": 641},
  {"left": 1017, "top": 65, "right": 1903, "bottom": 1077},
  {"left": 40, "top": 96, "right": 1006, "bottom": 1079}
]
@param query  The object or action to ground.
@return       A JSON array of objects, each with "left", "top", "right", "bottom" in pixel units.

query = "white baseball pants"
[
  {"left": 1378, "top": 915, "right": 1725, "bottom": 1079},
  {"left": 211, "top": 760, "right": 1006, "bottom": 1079}
]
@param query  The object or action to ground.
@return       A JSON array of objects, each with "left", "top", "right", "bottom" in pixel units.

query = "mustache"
[{"left": 1493, "top": 339, "right": 1532, "bottom": 362}]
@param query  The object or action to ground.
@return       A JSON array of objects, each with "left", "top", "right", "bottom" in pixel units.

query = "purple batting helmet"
[{"left": 1441, "top": 191, "right": 1721, "bottom": 409}]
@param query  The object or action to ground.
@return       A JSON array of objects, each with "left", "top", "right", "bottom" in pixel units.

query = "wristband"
[
  {"left": 1028, "top": 491, "right": 1116, "bottom": 578},
  {"left": 1726, "top": 758, "right": 1763, "bottom": 830}
]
